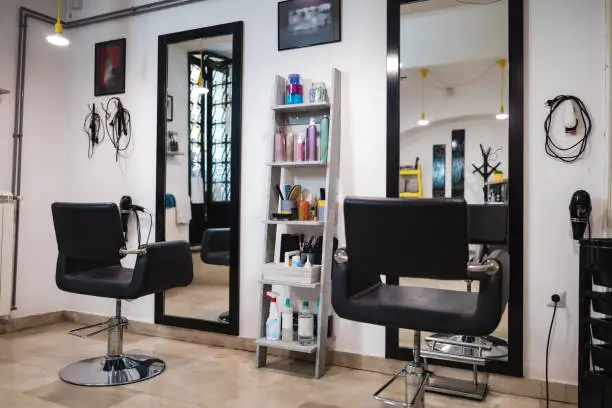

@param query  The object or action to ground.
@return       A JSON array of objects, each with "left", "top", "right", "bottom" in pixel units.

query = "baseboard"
[
  {"left": 0, "top": 311, "right": 63, "bottom": 334},
  {"left": 3, "top": 310, "right": 577, "bottom": 405}
]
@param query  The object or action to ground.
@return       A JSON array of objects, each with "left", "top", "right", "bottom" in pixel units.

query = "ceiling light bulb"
[
  {"left": 496, "top": 113, "right": 509, "bottom": 120},
  {"left": 46, "top": 32, "right": 69, "bottom": 46},
  {"left": 194, "top": 75, "right": 209, "bottom": 95},
  {"left": 417, "top": 119, "right": 430, "bottom": 126}
]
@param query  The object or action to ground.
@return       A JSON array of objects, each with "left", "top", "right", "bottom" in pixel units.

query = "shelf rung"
[
  {"left": 264, "top": 220, "right": 325, "bottom": 226},
  {"left": 255, "top": 337, "right": 318, "bottom": 353},
  {"left": 259, "top": 279, "right": 320, "bottom": 289},
  {"left": 266, "top": 161, "right": 327, "bottom": 168}
]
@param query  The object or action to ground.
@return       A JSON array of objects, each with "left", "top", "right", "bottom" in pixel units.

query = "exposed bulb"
[
  {"left": 417, "top": 119, "right": 430, "bottom": 126},
  {"left": 47, "top": 33, "right": 69, "bottom": 46},
  {"left": 496, "top": 113, "right": 509, "bottom": 120},
  {"left": 47, "top": 21, "right": 69, "bottom": 47},
  {"left": 193, "top": 75, "right": 209, "bottom": 95}
]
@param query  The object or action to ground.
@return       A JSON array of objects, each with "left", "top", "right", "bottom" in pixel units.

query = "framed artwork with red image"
[{"left": 94, "top": 38, "right": 126, "bottom": 96}]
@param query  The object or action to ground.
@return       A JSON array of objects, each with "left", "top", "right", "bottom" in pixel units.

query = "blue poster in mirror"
[
  {"left": 451, "top": 129, "right": 465, "bottom": 198},
  {"left": 432, "top": 144, "right": 446, "bottom": 198}
]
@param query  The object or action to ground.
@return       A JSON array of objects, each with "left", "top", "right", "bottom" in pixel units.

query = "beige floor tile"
[
  {"left": 110, "top": 393, "right": 199, "bottom": 408},
  {"left": 0, "top": 359, "right": 59, "bottom": 392},
  {"left": 0, "top": 388, "right": 69, "bottom": 408},
  {"left": 25, "top": 381, "right": 139, "bottom": 408}
]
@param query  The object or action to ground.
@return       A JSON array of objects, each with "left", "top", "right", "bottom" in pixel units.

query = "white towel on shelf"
[{"left": 175, "top": 194, "right": 192, "bottom": 225}]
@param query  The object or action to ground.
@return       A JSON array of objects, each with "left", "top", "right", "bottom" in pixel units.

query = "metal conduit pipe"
[{"left": 9, "top": 0, "right": 209, "bottom": 310}]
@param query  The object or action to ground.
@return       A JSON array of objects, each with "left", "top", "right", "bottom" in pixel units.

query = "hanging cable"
[
  {"left": 82, "top": 103, "right": 103, "bottom": 158},
  {"left": 544, "top": 95, "right": 592, "bottom": 163},
  {"left": 545, "top": 297, "right": 559, "bottom": 408},
  {"left": 102, "top": 97, "right": 132, "bottom": 161}
]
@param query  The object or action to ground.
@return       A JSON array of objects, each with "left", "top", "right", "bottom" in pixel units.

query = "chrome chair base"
[
  {"left": 426, "top": 375, "right": 487, "bottom": 401},
  {"left": 374, "top": 363, "right": 429, "bottom": 408},
  {"left": 59, "top": 354, "right": 165, "bottom": 386},
  {"left": 425, "top": 334, "right": 508, "bottom": 360}
]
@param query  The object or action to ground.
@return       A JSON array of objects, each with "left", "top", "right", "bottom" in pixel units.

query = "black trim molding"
[{"left": 385, "top": 0, "right": 524, "bottom": 377}]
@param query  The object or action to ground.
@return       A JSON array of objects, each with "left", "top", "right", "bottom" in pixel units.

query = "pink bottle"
[
  {"left": 296, "top": 133, "right": 305, "bottom": 162},
  {"left": 275, "top": 127, "right": 285, "bottom": 162}
]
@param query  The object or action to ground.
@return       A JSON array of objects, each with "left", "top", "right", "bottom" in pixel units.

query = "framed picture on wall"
[
  {"left": 166, "top": 95, "right": 174, "bottom": 122},
  {"left": 94, "top": 38, "right": 126, "bottom": 96},
  {"left": 278, "top": 0, "right": 342, "bottom": 51}
]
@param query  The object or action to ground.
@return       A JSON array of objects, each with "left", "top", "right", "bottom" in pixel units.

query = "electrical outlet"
[{"left": 546, "top": 290, "right": 566, "bottom": 308}]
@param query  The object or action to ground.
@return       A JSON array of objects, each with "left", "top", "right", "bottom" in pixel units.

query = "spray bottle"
[
  {"left": 265, "top": 292, "right": 281, "bottom": 341},
  {"left": 281, "top": 298, "right": 294, "bottom": 342}
]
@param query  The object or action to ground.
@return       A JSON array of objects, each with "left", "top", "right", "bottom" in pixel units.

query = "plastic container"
[
  {"left": 309, "top": 81, "right": 328, "bottom": 104},
  {"left": 307, "top": 118, "right": 317, "bottom": 161},
  {"left": 282, "top": 298, "right": 294, "bottom": 342},
  {"left": 265, "top": 292, "right": 280, "bottom": 341},
  {"left": 286, "top": 74, "right": 304, "bottom": 105},
  {"left": 320, "top": 115, "right": 330, "bottom": 162},
  {"left": 298, "top": 301, "right": 314, "bottom": 346}
]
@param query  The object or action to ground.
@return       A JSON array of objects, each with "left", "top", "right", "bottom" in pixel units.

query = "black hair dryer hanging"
[{"left": 569, "top": 190, "right": 591, "bottom": 240}]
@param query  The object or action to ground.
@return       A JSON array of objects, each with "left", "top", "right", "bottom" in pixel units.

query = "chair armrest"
[{"left": 132, "top": 241, "right": 193, "bottom": 293}]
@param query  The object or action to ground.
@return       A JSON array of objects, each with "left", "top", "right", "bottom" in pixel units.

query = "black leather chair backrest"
[
  {"left": 51, "top": 203, "right": 125, "bottom": 265},
  {"left": 344, "top": 197, "right": 468, "bottom": 280},
  {"left": 201, "top": 228, "right": 231, "bottom": 266},
  {"left": 468, "top": 204, "right": 508, "bottom": 244}
]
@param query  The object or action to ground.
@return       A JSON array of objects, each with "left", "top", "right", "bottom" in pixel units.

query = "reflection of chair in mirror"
[
  {"left": 332, "top": 198, "right": 509, "bottom": 407},
  {"left": 51, "top": 203, "right": 193, "bottom": 386},
  {"left": 201, "top": 228, "right": 231, "bottom": 323}
]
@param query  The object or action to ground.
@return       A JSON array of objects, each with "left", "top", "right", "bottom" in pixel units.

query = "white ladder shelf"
[{"left": 255, "top": 69, "right": 342, "bottom": 379}]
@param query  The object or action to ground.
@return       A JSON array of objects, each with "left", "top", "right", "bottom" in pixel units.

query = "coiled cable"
[
  {"left": 103, "top": 97, "right": 132, "bottom": 161},
  {"left": 544, "top": 95, "right": 591, "bottom": 163}
]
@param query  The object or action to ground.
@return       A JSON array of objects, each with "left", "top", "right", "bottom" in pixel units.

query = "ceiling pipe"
[{"left": 9, "top": 0, "right": 209, "bottom": 310}]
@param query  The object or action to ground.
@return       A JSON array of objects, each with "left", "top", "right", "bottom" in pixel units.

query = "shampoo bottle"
[
  {"left": 285, "top": 132, "right": 294, "bottom": 162},
  {"left": 281, "top": 298, "right": 294, "bottom": 342},
  {"left": 265, "top": 292, "right": 281, "bottom": 341},
  {"left": 320, "top": 115, "right": 330, "bottom": 162},
  {"left": 307, "top": 118, "right": 317, "bottom": 161}
]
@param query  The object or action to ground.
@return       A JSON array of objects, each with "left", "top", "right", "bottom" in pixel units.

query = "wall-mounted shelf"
[
  {"left": 166, "top": 151, "right": 185, "bottom": 156},
  {"left": 271, "top": 102, "right": 330, "bottom": 114},
  {"left": 485, "top": 178, "right": 508, "bottom": 186},
  {"left": 259, "top": 279, "right": 320, "bottom": 289},
  {"left": 266, "top": 161, "right": 327, "bottom": 168},
  {"left": 0, "top": 89, "right": 10, "bottom": 95}
]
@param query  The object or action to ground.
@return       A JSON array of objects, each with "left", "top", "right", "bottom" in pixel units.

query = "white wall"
[
  {"left": 4, "top": 0, "right": 610, "bottom": 385},
  {"left": 165, "top": 44, "right": 189, "bottom": 242},
  {"left": 400, "top": 1, "right": 508, "bottom": 69},
  {"left": 0, "top": 0, "right": 71, "bottom": 317}
]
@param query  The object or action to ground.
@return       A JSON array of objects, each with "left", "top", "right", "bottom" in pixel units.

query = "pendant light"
[
  {"left": 496, "top": 59, "right": 509, "bottom": 120},
  {"left": 417, "top": 68, "right": 430, "bottom": 126},
  {"left": 194, "top": 40, "right": 209, "bottom": 96},
  {"left": 47, "top": 0, "right": 69, "bottom": 46}
]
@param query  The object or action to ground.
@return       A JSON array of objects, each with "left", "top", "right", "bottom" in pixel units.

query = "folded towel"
[{"left": 175, "top": 194, "right": 192, "bottom": 225}]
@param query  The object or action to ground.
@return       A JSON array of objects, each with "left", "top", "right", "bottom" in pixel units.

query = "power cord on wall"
[
  {"left": 544, "top": 95, "right": 592, "bottom": 163},
  {"left": 545, "top": 294, "right": 560, "bottom": 408},
  {"left": 103, "top": 97, "right": 132, "bottom": 161},
  {"left": 83, "top": 103, "right": 103, "bottom": 158}
]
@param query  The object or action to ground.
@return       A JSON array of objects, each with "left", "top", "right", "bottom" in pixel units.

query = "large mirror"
[
  {"left": 386, "top": 0, "right": 523, "bottom": 376},
  {"left": 155, "top": 22, "right": 243, "bottom": 335}
]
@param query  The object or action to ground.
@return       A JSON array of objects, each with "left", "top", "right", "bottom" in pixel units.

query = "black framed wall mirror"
[
  {"left": 155, "top": 22, "right": 243, "bottom": 336},
  {"left": 386, "top": 0, "right": 523, "bottom": 376}
]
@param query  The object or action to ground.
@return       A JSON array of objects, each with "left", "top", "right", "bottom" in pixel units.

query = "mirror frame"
[
  {"left": 154, "top": 22, "right": 244, "bottom": 336},
  {"left": 385, "top": 0, "right": 524, "bottom": 377}
]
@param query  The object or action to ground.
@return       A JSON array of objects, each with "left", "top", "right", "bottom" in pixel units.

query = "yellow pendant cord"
[
  {"left": 420, "top": 68, "right": 429, "bottom": 120},
  {"left": 198, "top": 39, "right": 205, "bottom": 87},
  {"left": 498, "top": 59, "right": 507, "bottom": 114},
  {"left": 54, "top": 0, "right": 63, "bottom": 34}
]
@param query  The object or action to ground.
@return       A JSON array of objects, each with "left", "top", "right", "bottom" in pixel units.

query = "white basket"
[{"left": 262, "top": 263, "right": 321, "bottom": 284}]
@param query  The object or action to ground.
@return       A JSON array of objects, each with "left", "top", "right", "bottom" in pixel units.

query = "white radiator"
[{"left": 0, "top": 193, "right": 16, "bottom": 317}]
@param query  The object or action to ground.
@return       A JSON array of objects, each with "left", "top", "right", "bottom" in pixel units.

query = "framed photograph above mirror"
[
  {"left": 155, "top": 22, "right": 243, "bottom": 336},
  {"left": 386, "top": 0, "right": 523, "bottom": 377}
]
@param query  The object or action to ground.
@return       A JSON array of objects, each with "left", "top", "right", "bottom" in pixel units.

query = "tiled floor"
[{"left": 0, "top": 323, "right": 575, "bottom": 408}]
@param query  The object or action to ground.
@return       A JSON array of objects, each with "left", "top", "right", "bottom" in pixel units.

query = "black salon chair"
[
  {"left": 51, "top": 202, "right": 193, "bottom": 386},
  {"left": 332, "top": 198, "right": 509, "bottom": 407},
  {"left": 200, "top": 228, "right": 231, "bottom": 323}
]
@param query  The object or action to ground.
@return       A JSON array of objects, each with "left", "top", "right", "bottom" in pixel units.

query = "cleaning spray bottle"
[{"left": 265, "top": 292, "right": 281, "bottom": 341}]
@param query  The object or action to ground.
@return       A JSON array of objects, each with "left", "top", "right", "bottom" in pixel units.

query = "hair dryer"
[
  {"left": 120, "top": 195, "right": 133, "bottom": 240},
  {"left": 569, "top": 190, "right": 591, "bottom": 240}
]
